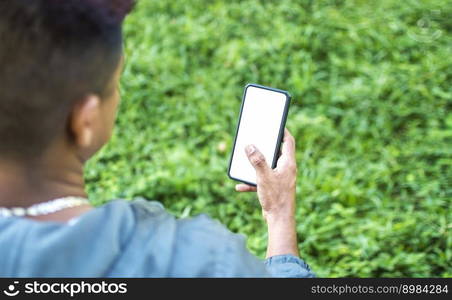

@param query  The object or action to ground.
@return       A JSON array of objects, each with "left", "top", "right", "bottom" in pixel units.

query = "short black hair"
[{"left": 0, "top": 0, "right": 134, "bottom": 159}]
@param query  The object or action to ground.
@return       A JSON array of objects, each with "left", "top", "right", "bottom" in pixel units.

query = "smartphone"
[{"left": 228, "top": 83, "right": 291, "bottom": 186}]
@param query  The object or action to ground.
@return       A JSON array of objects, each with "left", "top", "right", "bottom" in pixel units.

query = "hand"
[
  {"left": 235, "top": 128, "right": 299, "bottom": 257},
  {"left": 235, "top": 128, "right": 297, "bottom": 222}
]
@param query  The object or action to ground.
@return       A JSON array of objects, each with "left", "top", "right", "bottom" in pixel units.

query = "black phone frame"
[{"left": 227, "top": 83, "right": 292, "bottom": 186}]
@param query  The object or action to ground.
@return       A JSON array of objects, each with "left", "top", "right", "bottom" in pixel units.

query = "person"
[{"left": 0, "top": 0, "right": 315, "bottom": 278}]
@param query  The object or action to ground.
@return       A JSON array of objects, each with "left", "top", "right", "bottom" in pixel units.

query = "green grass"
[{"left": 85, "top": 0, "right": 452, "bottom": 277}]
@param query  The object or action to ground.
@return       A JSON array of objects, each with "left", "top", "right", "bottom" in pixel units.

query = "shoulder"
[
  {"left": 174, "top": 213, "right": 243, "bottom": 259},
  {"left": 176, "top": 213, "right": 237, "bottom": 244},
  {"left": 114, "top": 199, "right": 267, "bottom": 277},
  {"left": 170, "top": 213, "right": 260, "bottom": 277},
  {"left": 125, "top": 197, "right": 177, "bottom": 231}
]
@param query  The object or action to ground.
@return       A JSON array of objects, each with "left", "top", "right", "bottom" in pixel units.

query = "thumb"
[{"left": 245, "top": 145, "right": 270, "bottom": 175}]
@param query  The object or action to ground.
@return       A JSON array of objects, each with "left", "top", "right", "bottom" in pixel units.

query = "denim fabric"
[{"left": 0, "top": 198, "right": 315, "bottom": 278}]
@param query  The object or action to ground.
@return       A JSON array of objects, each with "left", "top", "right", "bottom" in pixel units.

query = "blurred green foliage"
[{"left": 85, "top": 0, "right": 451, "bottom": 277}]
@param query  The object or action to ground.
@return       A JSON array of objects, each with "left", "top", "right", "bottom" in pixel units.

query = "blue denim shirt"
[{"left": 0, "top": 199, "right": 315, "bottom": 277}]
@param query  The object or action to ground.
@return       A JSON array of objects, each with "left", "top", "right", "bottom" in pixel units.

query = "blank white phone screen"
[{"left": 229, "top": 86, "right": 287, "bottom": 185}]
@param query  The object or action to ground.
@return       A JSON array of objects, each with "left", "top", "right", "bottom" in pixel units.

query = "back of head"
[{"left": 0, "top": 0, "right": 134, "bottom": 160}]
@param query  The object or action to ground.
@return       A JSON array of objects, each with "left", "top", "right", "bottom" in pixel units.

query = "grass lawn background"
[{"left": 85, "top": 0, "right": 451, "bottom": 277}]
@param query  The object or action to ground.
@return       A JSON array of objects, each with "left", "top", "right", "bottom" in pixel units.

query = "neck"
[{"left": 0, "top": 152, "right": 89, "bottom": 212}]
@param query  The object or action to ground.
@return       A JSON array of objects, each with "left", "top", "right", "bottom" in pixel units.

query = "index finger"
[
  {"left": 235, "top": 184, "right": 257, "bottom": 192},
  {"left": 281, "top": 128, "right": 295, "bottom": 156}
]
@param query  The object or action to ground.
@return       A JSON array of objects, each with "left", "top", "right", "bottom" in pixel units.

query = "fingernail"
[{"left": 245, "top": 145, "right": 256, "bottom": 155}]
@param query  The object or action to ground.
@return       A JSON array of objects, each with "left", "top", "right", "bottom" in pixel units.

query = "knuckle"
[
  {"left": 285, "top": 162, "right": 297, "bottom": 173},
  {"left": 274, "top": 172, "right": 284, "bottom": 180},
  {"left": 251, "top": 154, "right": 265, "bottom": 166}
]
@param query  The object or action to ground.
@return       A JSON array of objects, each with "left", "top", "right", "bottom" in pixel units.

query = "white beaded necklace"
[{"left": 0, "top": 196, "right": 90, "bottom": 218}]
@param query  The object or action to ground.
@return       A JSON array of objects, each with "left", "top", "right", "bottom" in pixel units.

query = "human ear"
[{"left": 69, "top": 95, "right": 102, "bottom": 151}]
